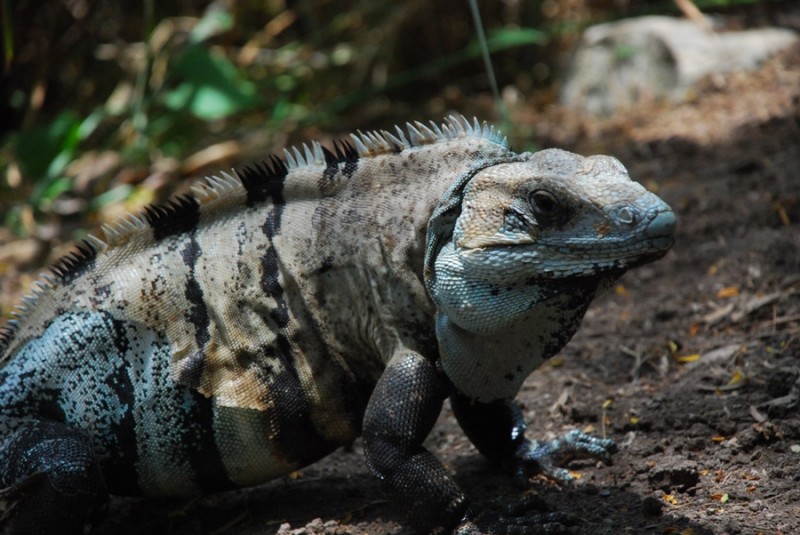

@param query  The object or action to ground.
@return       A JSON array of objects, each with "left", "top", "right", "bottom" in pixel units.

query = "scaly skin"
[{"left": 0, "top": 117, "right": 675, "bottom": 534}]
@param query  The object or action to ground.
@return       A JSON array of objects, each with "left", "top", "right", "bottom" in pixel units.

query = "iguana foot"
[{"left": 511, "top": 430, "right": 618, "bottom": 484}]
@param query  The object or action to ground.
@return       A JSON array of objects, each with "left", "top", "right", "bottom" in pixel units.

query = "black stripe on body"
[
  {"left": 322, "top": 146, "right": 339, "bottom": 182},
  {"left": 175, "top": 234, "right": 233, "bottom": 490},
  {"left": 144, "top": 195, "right": 200, "bottom": 241},
  {"left": 260, "top": 246, "right": 289, "bottom": 328},
  {"left": 238, "top": 155, "right": 288, "bottom": 207},
  {"left": 256, "top": 201, "right": 339, "bottom": 465},
  {"left": 180, "top": 235, "right": 211, "bottom": 349},
  {"left": 265, "top": 335, "right": 339, "bottom": 466},
  {"left": 173, "top": 234, "right": 211, "bottom": 390},
  {"left": 335, "top": 140, "right": 360, "bottom": 177},
  {"left": 182, "top": 390, "right": 237, "bottom": 492},
  {"left": 100, "top": 317, "right": 142, "bottom": 495}
]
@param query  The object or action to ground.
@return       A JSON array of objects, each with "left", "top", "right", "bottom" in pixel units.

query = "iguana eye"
[{"left": 529, "top": 190, "right": 561, "bottom": 221}]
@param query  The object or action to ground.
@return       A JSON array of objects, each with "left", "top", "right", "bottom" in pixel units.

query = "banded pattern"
[
  {"left": 0, "top": 115, "right": 505, "bottom": 355},
  {"left": 0, "top": 115, "right": 512, "bottom": 497}
]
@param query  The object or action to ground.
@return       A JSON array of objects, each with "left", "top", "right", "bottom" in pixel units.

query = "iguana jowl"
[{"left": 0, "top": 116, "right": 675, "bottom": 534}]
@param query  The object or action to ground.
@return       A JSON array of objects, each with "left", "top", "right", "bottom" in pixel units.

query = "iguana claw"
[{"left": 512, "top": 430, "right": 618, "bottom": 484}]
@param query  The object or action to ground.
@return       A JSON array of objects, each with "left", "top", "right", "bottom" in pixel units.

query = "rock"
[{"left": 560, "top": 16, "right": 799, "bottom": 116}]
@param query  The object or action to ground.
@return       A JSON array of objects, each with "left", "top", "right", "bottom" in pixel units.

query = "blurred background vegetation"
[{"left": 0, "top": 0, "right": 788, "bottom": 243}]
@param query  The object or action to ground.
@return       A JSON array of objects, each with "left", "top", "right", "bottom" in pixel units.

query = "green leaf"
[
  {"left": 164, "top": 44, "right": 260, "bottom": 121},
  {"left": 13, "top": 111, "right": 81, "bottom": 181},
  {"left": 36, "top": 176, "right": 72, "bottom": 205},
  {"left": 11, "top": 107, "right": 105, "bottom": 213}
]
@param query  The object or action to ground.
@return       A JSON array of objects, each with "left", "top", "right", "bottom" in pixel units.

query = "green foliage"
[
  {"left": 1, "top": 4, "right": 269, "bottom": 232},
  {"left": 163, "top": 7, "right": 260, "bottom": 121},
  {"left": 163, "top": 44, "right": 261, "bottom": 121},
  {"left": 12, "top": 110, "right": 102, "bottom": 212}
]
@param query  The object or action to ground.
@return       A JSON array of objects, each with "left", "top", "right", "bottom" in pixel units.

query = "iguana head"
[
  {"left": 428, "top": 147, "right": 675, "bottom": 331},
  {"left": 452, "top": 148, "right": 675, "bottom": 281},
  {"left": 426, "top": 147, "right": 675, "bottom": 401}
]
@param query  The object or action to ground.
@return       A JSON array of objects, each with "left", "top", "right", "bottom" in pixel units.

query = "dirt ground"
[{"left": 2, "top": 42, "right": 799, "bottom": 535}]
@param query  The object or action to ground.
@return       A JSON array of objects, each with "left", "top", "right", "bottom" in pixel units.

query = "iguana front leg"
[
  {"left": 363, "top": 352, "right": 468, "bottom": 534},
  {"left": 363, "top": 353, "right": 617, "bottom": 534}
]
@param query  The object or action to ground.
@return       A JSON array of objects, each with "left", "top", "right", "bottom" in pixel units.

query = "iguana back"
[{"left": 0, "top": 117, "right": 510, "bottom": 494}]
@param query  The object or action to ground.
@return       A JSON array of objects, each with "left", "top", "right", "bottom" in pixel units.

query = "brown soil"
[{"left": 4, "top": 42, "right": 800, "bottom": 535}]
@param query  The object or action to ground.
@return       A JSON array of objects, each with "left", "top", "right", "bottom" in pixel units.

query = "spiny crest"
[
  {"left": 48, "top": 115, "right": 505, "bottom": 265},
  {"left": 236, "top": 154, "right": 289, "bottom": 206},
  {"left": 350, "top": 115, "right": 507, "bottom": 157},
  {"left": 50, "top": 240, "right": 101, "bottom": 283}
]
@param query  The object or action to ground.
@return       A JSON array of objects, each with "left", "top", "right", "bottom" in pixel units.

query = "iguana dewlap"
[{"left": 0, "top": 116, "right": 675, "bottom": 534}]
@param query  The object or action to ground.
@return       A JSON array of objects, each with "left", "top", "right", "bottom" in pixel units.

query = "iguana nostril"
[{"left": 647, "top": 209, "right": 677, "bottom": 238}]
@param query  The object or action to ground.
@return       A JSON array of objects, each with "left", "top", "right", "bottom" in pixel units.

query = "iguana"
[{"left": 0, "top": 116, "right": 675, "bottom": 534}]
